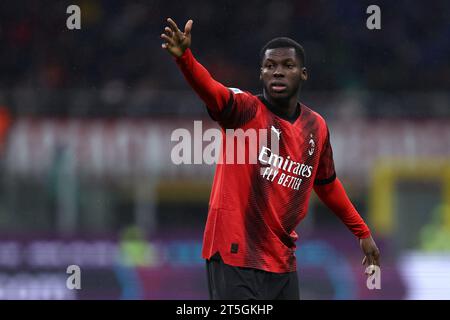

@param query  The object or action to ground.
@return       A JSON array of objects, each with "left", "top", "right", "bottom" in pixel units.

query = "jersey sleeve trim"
[
  {"left": 314, "top": 172, "right": 336, "bottom": 185},
  {"left": 206, "top": 88, "right": 234, "bottom": 121}
]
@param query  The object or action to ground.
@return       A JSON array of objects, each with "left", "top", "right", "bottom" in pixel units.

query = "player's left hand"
[{"left": 359, "top": 235, "right": 380, "bottom": 274}]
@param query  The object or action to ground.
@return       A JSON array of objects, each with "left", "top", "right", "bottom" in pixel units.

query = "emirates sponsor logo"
[{"left": 258, "top": 146, "right": 313, "bottom": 191}]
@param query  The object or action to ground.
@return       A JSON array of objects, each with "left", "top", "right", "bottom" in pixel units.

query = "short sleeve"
[
  {"left": 314, "top": 126, "right": 336, "bottom": 185},
  {"left": 206, "top": 88, "right": 258, "bottom": 129}
]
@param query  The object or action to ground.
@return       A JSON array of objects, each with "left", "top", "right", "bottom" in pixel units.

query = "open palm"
[{"left": 161, "top": 18, "right": 193, "bottom": 58}]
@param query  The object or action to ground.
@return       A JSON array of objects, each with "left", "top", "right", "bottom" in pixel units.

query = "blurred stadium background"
[{"left": 0, "top": 0, "right": 449, "bottom": 299}]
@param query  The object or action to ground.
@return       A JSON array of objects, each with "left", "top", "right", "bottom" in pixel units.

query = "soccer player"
[{"left": 161, "top": 18, "right": 380, "bottom": 300}]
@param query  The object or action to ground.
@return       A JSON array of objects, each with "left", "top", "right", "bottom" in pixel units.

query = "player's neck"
[{"left": 263, "top": 91, "right": 299, "bottom": 119}]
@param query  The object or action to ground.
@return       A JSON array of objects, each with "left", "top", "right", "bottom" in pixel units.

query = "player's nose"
[{"left": 273, "top": 68, "right": 285, "bottom": 77}]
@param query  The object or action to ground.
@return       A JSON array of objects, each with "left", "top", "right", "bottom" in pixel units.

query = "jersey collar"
[{"left": 257, "top": 94, "right": 302, "bottom": 124}]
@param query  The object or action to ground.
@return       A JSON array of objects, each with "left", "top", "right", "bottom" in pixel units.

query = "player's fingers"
[
  {"left": 365, "top": 264, "right": 376, "bottom": 275},
  {"left": 164, "top": 27, "right": 173, "bottom": 37},
  {"left": 184, "top": 19, "right": 193, "bottom": 36},
  {"left": 167, "top": 18, "right": 180, "bottom": 33},
  {"left": 366, "top": 254, "right": 375, "bottom": 267},
  {"left": 373, "top": 251, "right": 380, "bottom": 266},
  {"left": 166, "top": 25, "right": 183, "bottom": 42},
  {"left": 161, "top": 33, "right": 175, "bottom": 46}
]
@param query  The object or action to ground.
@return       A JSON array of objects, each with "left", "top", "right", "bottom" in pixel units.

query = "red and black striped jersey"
[
  {"left": 203, "top": 88, "right": 335, "bottom": 272},
  {"left": 176, "top": 49, "right": 370, "bottom": 273}
]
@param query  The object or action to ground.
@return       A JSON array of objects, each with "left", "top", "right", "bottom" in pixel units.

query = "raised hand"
[{"left": 161, "top": 18, "right": 193, "bottom": 58}]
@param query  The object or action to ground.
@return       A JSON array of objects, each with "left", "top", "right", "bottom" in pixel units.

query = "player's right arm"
[{"left": 161, "top": 18, "right": 231, "bottom": 118}]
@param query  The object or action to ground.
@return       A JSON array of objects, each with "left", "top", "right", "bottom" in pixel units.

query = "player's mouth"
[{"left": 270, "top": 82, "right": 288, "bottom": 93}]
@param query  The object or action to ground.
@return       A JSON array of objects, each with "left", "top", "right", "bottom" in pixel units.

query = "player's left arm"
[
  {"left": 314, "top": 179, "right": 380, "bottom": 270},
  {"left": 313, "top": 124, "right": 380, "bottom": 271}
]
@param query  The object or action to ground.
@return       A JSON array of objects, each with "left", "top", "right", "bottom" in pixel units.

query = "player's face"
[{"left": 260, "top": 48, "right": 307, "bottom": 99}]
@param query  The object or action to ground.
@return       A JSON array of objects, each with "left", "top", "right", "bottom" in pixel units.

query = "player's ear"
[
  {"left": 301, "top": 67, "right": 308, "bottom": 81},
  {"left": 259, "top": 67, "right": 263, "bottom": 81}
]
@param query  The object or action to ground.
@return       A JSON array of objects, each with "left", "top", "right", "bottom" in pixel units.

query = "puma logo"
[{"left": 271, "top": 126, "right": 281, "bottom": 140}]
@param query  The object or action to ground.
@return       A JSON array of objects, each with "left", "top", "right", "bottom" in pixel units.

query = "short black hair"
[{"left": 260, "top": 37, "right": 306, "bottom": 67}]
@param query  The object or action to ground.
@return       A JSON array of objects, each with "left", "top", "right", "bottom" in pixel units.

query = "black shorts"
[{"left": 206, "top": 253, "right": 299, "bottom": 300}]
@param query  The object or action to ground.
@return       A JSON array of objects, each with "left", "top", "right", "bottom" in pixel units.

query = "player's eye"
[
  {"left": 286, "top": 64, "right": 294, "bottom": 69},
  {"left": 266, "top": 64, "right": 274, "bottom": 69}
]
